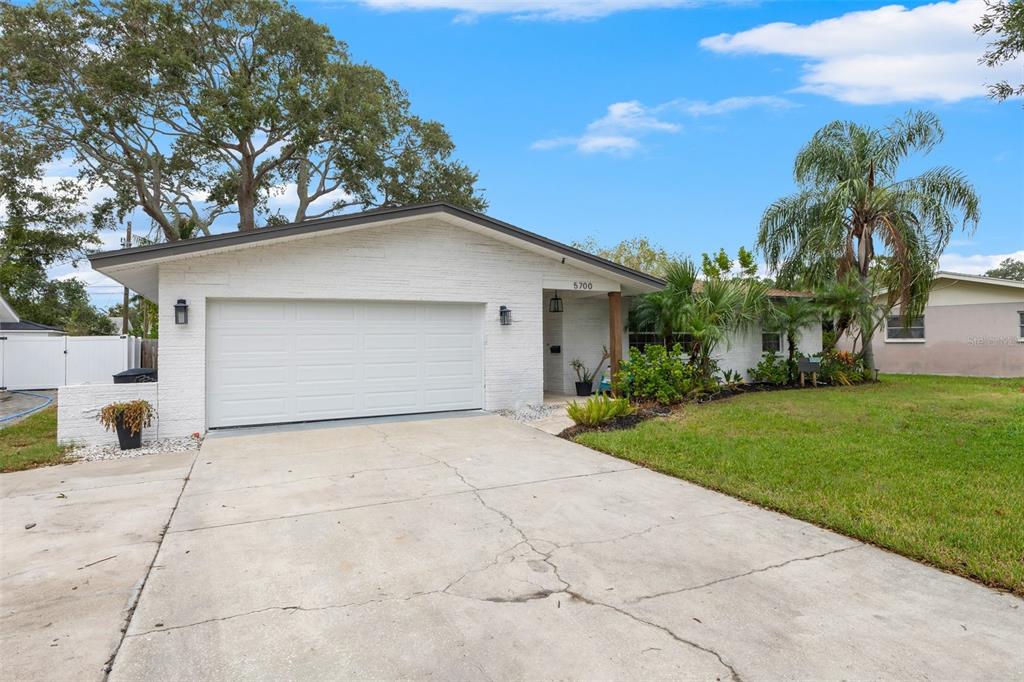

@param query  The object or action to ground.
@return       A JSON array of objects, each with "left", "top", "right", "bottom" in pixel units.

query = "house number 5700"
[{"left": 573, "top": 281, "right": 594, "bottom": 290}]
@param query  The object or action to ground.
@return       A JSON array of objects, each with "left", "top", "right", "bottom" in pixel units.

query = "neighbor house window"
[
  {"left": 886, "top": 315, "right": 925, "bottom": 340},
  {"left": 1019, "top": 311, "right": 1023, "bottom": 341},
  {"left": 761, "top": 331, "right": 781, "bottom": 353}
]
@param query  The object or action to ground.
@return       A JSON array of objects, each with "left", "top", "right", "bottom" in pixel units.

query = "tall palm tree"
[
  {"left": 758, "top": 111, "right": 980, "bottom": 369},
  {"left": 767, "top": 297, "right": 819, "bottom": 382}
]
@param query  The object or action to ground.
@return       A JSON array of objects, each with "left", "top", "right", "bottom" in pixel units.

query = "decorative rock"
[
  {"left": 495, "top": 404, "right": 561, "bottom": 423},
  {"left": 67, "top": 437, "right": 201, "bottom": 462}
]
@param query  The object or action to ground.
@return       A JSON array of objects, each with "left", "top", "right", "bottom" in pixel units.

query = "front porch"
[{"left": 541, "top": 287, "right": 628, "bottom": 397}]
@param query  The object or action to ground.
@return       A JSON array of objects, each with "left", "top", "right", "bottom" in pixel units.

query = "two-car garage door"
[{"left": 206, "top": 299, "right": 483, "bottom": 428}]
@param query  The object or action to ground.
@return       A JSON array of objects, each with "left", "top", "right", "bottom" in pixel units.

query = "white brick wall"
[
  {"left": 57, "top": 383, "right": 159, "bottom": 446},
  {"left": 156, "top": 217, "right": 623, "bottom": 436}
]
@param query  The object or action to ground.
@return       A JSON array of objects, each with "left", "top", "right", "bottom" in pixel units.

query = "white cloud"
[
  {"left": 700, "top": 0, "right": 1024, "bottom": 104},
  {"left": 671, "top": 95, "right": 794, "bottom": 116},
  {"left": 532, "top": 95, "right": 792, "bottom": 155},
  {"left": 353, "top": 0, "right": 719, "bottom": 21},
  {"left": 55, "top": 267, "right": 122, "bottom": 290},
  {"left": 939, "top": 249, "right": 1024, "bottom": 275}
]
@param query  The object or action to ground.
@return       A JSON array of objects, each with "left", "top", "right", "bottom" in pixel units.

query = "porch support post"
[{"left": 608, "top": 291, "right": 622, "bottom": 392}]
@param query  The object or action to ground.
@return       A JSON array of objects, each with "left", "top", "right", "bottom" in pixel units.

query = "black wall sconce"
[
  {"left": 174, "top": 299, "right": 189, "bottom": 325},
  {"left": 499, "top": 305, "right": 512, "bottom": 325},
  {"left": 548, "top": 291, "right": 563, "bottom": 313}
]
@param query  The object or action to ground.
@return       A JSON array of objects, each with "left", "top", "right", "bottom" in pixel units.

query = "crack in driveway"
[
  {"left": 631, "top": 544, "right": 865, "bottom": 603},
  {"left": 397, "top": 434, "right": 745, "bottom": 682},
  {"left": 102, "top": 452, "right": 199, "bottom": 678}
]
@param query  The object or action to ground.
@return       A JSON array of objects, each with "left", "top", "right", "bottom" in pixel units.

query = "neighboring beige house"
[{"left": 862, "top": 271, "right": 1023, "bottom": 378}]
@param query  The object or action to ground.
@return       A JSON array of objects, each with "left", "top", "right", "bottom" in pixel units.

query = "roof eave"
[{"left": 88, "top": 203, "right": 665, "bottom": 291}]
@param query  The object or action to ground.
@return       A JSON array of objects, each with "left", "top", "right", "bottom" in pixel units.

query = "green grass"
[
  {"left": 576, "top": 374, "right": 1024, "bottom": 595},
  {"left": 0, "top": 407, "right": 71, "bottom": 473}
]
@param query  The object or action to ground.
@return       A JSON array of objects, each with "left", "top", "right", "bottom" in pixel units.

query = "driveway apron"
[{"left": 101, "top": 413, "right": 1023, "bottom": 681}]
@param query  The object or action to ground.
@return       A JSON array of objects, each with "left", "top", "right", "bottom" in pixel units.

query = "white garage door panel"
[{"left": 207, "top": 300, "right": 483, "bottom": 428}]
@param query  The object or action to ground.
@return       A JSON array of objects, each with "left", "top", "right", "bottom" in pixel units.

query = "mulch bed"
[{"left": 558, "top": 380, "right": 858, "bottom": 440}]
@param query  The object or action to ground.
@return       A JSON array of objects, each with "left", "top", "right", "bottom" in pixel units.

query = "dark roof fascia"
[{"left": 87, "top": 203, "right": 666, "bottom": 289}]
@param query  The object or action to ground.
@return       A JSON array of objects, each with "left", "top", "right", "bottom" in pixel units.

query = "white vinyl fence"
[{"left": 0, "top": 335, "right": 142, "bottom": 390}]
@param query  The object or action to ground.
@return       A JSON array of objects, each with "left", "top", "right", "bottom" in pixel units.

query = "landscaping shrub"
[
  {"left": 819, "top": 349, "right": 866, "bottom": 386},
  {"left": 615, "top": 343, "right": 698, "bottom": 404},
  {"left": 748, "top": 352, "right": 789, "bottom": 385},
  {"left": 566, "top": 395, "right": 634, "bottom": 427}
]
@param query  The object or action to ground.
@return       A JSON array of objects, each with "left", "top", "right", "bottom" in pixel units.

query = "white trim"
[{"left": 884, "top": 338, "right": 926, "bottom": 344}]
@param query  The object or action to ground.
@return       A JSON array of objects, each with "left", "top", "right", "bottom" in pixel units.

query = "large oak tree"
[{"left": 0, "top": 0, "right": 485, "bottom": 242}]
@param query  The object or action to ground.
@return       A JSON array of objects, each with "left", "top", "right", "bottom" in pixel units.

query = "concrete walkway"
[{"left": 3, "top": 414, "right": 1022, "bottom": 680}]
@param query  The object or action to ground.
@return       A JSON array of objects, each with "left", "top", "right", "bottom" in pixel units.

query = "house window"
[
  {"left": 1019, "top": 311, "right": 1024, "bottom": 341},
  {"left": 761, "top": 331, "right": 781, "bottom": 353},
  {"left": 886, "top": 315, "right": 925, "bottom": 341}
]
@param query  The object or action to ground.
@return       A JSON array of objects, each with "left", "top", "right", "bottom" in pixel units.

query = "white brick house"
[{"left": 88, "top": 204, "right": 662, "bottom": 437}]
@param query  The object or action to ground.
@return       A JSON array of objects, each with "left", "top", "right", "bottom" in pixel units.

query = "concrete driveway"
[{"left": 4, "top": 413, "right": 1022, "bottom": 680}]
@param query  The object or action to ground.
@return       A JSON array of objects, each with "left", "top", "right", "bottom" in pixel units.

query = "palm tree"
[
  {"left": 632, "top": 290, "right": 678, "bottom": 348},
  {"left": 815, "top": 273, "right": 876, "bottom": 355},
  {"left": 632, "top": 258, "right": 698, "bottom": 348},
  {"left": 758, "top": 111, "right": 980, "bottom": 369},
  {"left": 767, "top": 298, "right": 819, "bottom": 382},
  {"left": 679, "top": 277, "right": 767, "bottom": 381}
]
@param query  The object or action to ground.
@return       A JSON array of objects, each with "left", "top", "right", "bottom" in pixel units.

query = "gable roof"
[
  {"left": 933, "top": 270, "right": 1024, "bottom": 289},
  {"left": 89, "top": 203, "right": 666, "bottom": 291},
  {"left": 0, "top": 320, "right": 65, "bottom": 333}
]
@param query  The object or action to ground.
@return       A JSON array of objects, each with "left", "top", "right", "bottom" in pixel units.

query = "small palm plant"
[{"left": 766, "top": 298, "right": 820, "bottom": 383}]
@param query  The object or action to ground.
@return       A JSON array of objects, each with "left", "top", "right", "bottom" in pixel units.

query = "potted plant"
[
  {"left": 99, "top": 400, "right": 155, "bottom": 450},
  {"left": 570, "top": 347, "right": 610, "bottom": 397}
]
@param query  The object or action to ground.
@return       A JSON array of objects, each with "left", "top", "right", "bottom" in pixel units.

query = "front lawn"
[
  {"left": 0, "top": 408, "right": 71, "bottom": 473},
  {"left": 575, "top": 374, "right": 1024, "bottom": 595}
]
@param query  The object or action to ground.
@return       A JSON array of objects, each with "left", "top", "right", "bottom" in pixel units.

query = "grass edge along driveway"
[
  {"left": 0, "top": 407, "right": 70, "bottom": 473},
  {"left": 576, "top": 374, "right": 1024, "bottom": 596}
]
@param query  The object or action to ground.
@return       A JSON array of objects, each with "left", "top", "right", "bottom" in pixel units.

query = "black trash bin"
[{"left": 113, "top": 368, "right": 158, "bottom": 384}]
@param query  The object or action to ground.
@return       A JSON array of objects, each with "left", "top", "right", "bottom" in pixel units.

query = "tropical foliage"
[
  {"left": 758, "top": 111, "right": 979, "bottom": 369},
  {"left": 615, "top": 343, "right": 700, "bottom": 405},
  {"left": 566, "top": 395, "right": 634, "bottom": 427},
  {"left": 630, "top": 250, "right": 767, "bottom": 385},
  {"left": 765, "top": 297, "right": 819, "bottom": 382},
  {"left": 748, "top": 352, "right": 789, "bottom": 386}
]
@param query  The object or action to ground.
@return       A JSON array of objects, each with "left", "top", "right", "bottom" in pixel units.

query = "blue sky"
[{"left": 61, "top": 0, "right": 1024, "bottom": 306}]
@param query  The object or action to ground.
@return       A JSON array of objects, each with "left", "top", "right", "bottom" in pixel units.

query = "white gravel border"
[
  {"left": 67, "top": 436, "right": 202, "bottom": 462},
  {"left": 495, "top": 403, "right": 562, "bottom": 423}
]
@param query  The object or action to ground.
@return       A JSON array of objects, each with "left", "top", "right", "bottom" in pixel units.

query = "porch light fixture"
[
  {"left": 174, "top": 299, "right": 189, "bottom": 325},
  {"left": 499, "top": 305, "right": 513, "bottom": 325},
  {"left": 548, "top": 292, "right": 563, "bottom": 313}
]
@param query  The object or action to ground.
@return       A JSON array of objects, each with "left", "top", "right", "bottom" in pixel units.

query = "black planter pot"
[
  {"left": 575, "top": 381, "right": 593, "bottom": 397},
  {"left": 114, "top": 415, "right": 142, "bottom": 450}
]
